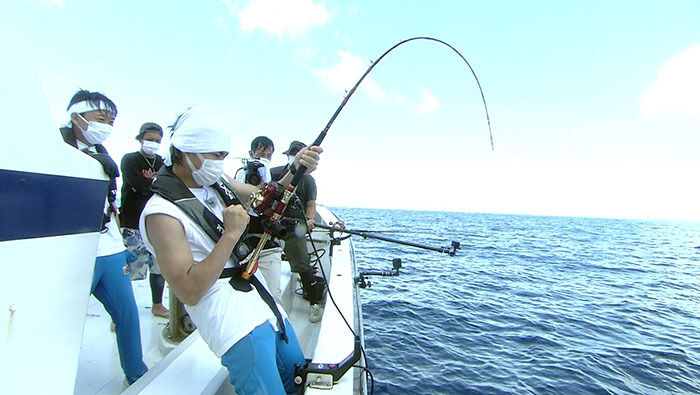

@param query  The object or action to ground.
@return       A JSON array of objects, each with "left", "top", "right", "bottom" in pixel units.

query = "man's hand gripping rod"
[{"left": 241, "top": 179, "right": 305, "bottom": 279}]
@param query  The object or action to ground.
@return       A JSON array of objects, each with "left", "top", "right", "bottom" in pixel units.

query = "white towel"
[{"left": 165, "top": 105, "right": 232, "bottom": 165}]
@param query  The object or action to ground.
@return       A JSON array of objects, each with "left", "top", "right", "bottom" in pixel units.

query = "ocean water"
[{"left": 331, "top": 208, "right": 700, "bottom": 395}]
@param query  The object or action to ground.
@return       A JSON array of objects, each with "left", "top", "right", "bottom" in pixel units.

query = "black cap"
[
  {"left": 136, "top": 122, "right": 163, "bottom": 140},
  {"left": 283, "top": 140, "right": 306, "bottom": 155}
]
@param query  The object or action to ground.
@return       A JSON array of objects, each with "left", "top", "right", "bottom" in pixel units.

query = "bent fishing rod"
[
  {"left": 314, "top": 223, "right": 461, "bottom": 256},
  {"left": 241, "top": 36, "right": 493, "bottom": 279}
]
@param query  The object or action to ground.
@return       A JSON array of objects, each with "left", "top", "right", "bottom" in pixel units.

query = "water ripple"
[{"left": 334, "top": 208, "right": 700, "bottom": 394}]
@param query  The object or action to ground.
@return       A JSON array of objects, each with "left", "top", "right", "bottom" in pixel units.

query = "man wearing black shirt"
[
  {"left": 271, "top": 141, "right": 325, "bottom": 323},
  {"left": 120, "top": 122, "right": 169, "bottom": 318}
]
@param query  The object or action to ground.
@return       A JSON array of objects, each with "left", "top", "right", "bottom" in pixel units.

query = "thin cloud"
[
  {"left": 293, "top": 46, "right": 316, "bottom": 65},
  {"left": 237, "top": 0, "right": 331, "bottom": 38},
  {"left": 641, "top": 46, "right": 700, "bottom": 119},
  {"left": 220, "top": 0, "right": 237, "bottom": 15},
  {"left": 212, "top": 16, "right": 227, "bottom": 30},
  {"left": 418, "top": 89, "right": 440, "bottom": 113},
  {"left": 313, "top": 50, "right": 385, "bottom": 100},
  {"left": 314, "top": 51, "right": 441, "bottom": 112}
]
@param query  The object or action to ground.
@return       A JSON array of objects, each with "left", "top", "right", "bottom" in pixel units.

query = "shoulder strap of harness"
[
  {"left": 150, "top": 166, "right": 288, "bottom": 341},
  {"left": 151, "top": 166, "right": 252, "bottom": 263},
  {"left": 150, "top": 166, "right": 252, "bottom": 263}
]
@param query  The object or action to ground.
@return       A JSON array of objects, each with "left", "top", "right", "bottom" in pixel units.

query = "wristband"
[{"left": 289, "top": 164, "right": 297, "bottom": 175}]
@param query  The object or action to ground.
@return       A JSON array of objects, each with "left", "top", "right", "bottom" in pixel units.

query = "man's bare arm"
[
  {"left": 144, "top": 205, "right": 249, "bottom": 305},
  {"left": 225, "top": 146, "right": 322, "bottom": 209}
]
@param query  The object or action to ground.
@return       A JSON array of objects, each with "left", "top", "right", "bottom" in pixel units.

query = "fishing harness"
[{"left": 150, "top": 166, "right": 288, "bottom": 342}]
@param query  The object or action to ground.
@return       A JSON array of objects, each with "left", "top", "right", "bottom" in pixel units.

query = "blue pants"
[
  {"left": 91, "top": 251, "right": 148, "bottom": 384},
  {"left": 221, "top": 320, "right": 306, "bottom": 394}
]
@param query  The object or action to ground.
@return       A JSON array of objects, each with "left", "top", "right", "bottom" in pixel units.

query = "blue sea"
[{"left": 331, "top": 208, "right": 700, "bottom": 395}]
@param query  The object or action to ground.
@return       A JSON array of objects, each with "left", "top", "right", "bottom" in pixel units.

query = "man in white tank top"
[{"left": 139, "top": 106, "right": 322, "bottom": 394}]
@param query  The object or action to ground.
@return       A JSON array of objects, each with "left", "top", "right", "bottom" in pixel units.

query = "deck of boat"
[
  {"left": 74, "top": 211, "right": 363, "bottom": 394},
  {"left": 74, "top": 278, "right": 171, "bottom": 394}
]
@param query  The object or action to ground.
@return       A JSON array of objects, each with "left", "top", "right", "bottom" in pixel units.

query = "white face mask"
[
  {"left": 287, "top": 156, "right": 295, "bottom": 166},
  {"left": 185, "top": 153, "right": 225, "bottom": 186},
  {"left": 141, "top": 141, "right": 160, "bottom": 156},
  {"left": 77, "top": 114, "right": 113, "bottom": 145}
]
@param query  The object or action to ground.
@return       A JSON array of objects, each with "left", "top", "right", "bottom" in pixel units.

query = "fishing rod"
[
  {"left": 314, "top": 223, "right": 461, "bottom": 256},
  {"left": 241, "top": 36, "right": 493, "bottom": 279},
  {"left": 335, "top": 226, "right": 401, "bottom": 234},
  {"left": 239, "top": 38, "right": 490, "bottom": 392}
]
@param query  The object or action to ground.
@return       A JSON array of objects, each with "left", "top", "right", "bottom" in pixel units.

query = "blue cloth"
[
  {"left": 91, "top": 251, "right": 148, "bottom": 384},
  {"left": 124, "top": 248, "right": 138, "bottom": 263},
  {"left": 221, "top": 319, "right": 306, "bottom": 394},
  {"left": 122, "top": 227, "right": 157, "bottom": 280}
]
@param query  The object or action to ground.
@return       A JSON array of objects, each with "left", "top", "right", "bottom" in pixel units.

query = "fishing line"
[
  {"left": 262, "top": 36, "right": 491, "bottom": 392},
  {"left": 292, "top": 248, "right": 326, "bottom": 298},
  {"left": 295, "top": 201, "right": 374, "bottom": 392},
  {"left": 244, "top": 35, "right": 492, "bottom": 278},
  {"left": 308, "top": 36, "right": 494, "bottom": 151},
  {"left": 306, "top": 231, "right": 375, "bottom": 393}
]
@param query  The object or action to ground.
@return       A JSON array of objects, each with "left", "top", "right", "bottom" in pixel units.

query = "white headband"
[
  {"left": 61, "top": 100, "right": 112, "bottom": 128},
  {"left": 164, "top": 106, "right": 232, "bottom": 165}
]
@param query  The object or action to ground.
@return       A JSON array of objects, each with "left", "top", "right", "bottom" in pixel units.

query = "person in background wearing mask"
[
  {"left": 271, "top": 141, "right": 325, "bottom": 323},
  {"left": 139, "top": 106, "right": 323, "bottom": 393},
  {"left": 234, "top": 136, "right": 285, "bottom": 304},
  {"left": 59, "top": 89, "right": 148, "bottom": 386},
  {"left": 119, "top": 122, "right": 169, "bottom": 318}
]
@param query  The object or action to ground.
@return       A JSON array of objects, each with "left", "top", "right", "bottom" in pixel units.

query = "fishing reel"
[
  {"left": 247, "top": 181, "right": 280, "bottom": 215},
  {"left": 247, "top": 181, "right": 291, "bottom": 238}
]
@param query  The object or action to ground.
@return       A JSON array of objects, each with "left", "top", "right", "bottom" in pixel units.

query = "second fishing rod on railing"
[{"left": 314, "top": 222, "right": 461, "bottom": 256}]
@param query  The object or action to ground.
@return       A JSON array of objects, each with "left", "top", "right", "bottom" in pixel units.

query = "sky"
[{"left": 5, "top": 0, "right": 700, "bottom": 221}]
